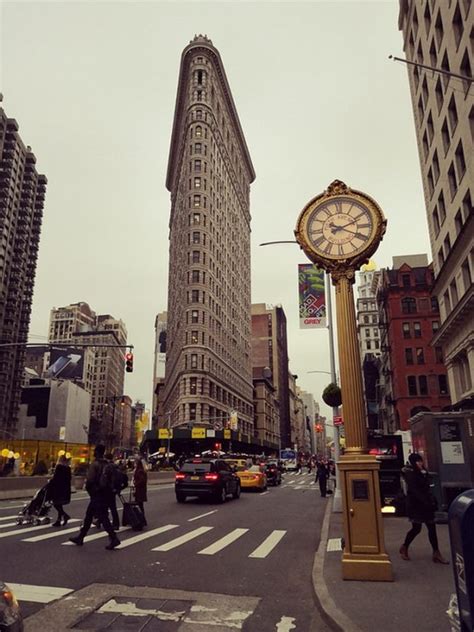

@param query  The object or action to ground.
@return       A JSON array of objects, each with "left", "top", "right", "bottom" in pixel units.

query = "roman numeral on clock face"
[{"left": 313, "top": 235, "right": 326, "bottom": 248}]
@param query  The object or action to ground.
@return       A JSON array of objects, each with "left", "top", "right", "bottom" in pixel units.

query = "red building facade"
[{"left": 377, "top": 257, "right": 451, "bottom": 432}]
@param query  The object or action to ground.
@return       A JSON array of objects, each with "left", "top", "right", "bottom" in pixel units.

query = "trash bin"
[
  {"left": 448, "top": 490, "right": 474, "bottom": 632},
  {"left": 429, "top": 471, "right": 447, "bottom": 523}
]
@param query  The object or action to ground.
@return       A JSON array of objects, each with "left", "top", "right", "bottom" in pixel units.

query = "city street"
[{"left": 1, "top": 472, "right": 331, "bottom": 631}]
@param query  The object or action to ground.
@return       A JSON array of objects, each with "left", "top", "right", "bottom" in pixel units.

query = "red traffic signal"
[
  {"left": 125, "top": 352, "right": 134, "bottom": 373},
  {"left": 315, "top": 424, "right": 323, "bottom": 433}
]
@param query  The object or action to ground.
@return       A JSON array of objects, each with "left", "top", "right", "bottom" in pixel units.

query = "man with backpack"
[
  {"left": 69, "top": 444, "right": 120, "bottom": 550},
  {"left": 96, "top": 453, "right": 128, "bottom": 531}
]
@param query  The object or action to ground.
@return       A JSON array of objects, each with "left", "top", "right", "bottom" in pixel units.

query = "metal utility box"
[
  {"left": 448, "top": 490, "right": 474, "bottom": 632},
  {"left": 410, "top": 411, "right": 474, "bottom": 511}
]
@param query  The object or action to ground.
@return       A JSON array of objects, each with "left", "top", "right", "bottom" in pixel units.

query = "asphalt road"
[{"left": 1, "top": 472, "right": 331, "bottom": 631}]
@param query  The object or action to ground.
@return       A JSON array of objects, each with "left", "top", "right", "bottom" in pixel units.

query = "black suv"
[{"left": 175, "top": 458, "right": 241, "bottom": 503}]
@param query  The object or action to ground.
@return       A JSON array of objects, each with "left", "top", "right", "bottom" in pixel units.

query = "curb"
[{"left": 312, "top": 498, "right": 364, "bottom": 632}]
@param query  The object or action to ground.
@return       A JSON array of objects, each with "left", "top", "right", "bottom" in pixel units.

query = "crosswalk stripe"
[
  {"left": 249, "top": 530, "right": 286, "bottom": 559},
  {"left": 23, "top": 524, "right": 82, "bottom": 542},
  {"left": 0, "top": 523, "right": 54, "bottom": 539},
  {"left": 5, "top": 582, "right": 73, "bottom": 604},
  {"left": 198, "top": 528, "right": 248, "bottom": 555},
  {"left": 0, "top": 515, "right": 17, "bottom": 522},
  {"left": 287, "top": 480, "right": 295, "bottom": 485},
  {"left": 118, "top": 524, "right": 179, "bottom": 549},
  {"left": 62, "top": 525, "right": 132, "bottom": 545},
  {"left": 152, "top": 526, "right": 213, "bottom": 552},
  {"left": 0, "top": 522, "right": 17, "bottom": 529}
]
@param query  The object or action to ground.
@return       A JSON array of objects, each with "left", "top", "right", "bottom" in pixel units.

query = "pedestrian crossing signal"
[{"left": 125, "top": 352, "right": 134, "bottom": 373}]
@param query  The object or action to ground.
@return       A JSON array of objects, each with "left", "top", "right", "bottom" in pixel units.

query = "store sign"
[
  {"left": 192, "top": 427, "right": 206, "bottom": 439},
  {"left": 333, "top": 416, "right": 344, "bottom": 426},
  {"left": 158, "top": 428, "right": 173, "bottom": 439},
  {"left": 224, "top": 429, "right": 231, "bottom": 439}
]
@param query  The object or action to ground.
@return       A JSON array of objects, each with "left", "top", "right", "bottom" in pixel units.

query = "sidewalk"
[{"left": 313, "top": 499, "right": 454, "bottom": 632}]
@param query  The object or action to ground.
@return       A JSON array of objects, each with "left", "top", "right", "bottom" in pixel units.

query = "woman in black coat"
[
  {"left": 49, "top": 455, "right": 71, "bottom": 526},
  {"left": 399, "top": 453, "right": 448, "bottom": 564}
]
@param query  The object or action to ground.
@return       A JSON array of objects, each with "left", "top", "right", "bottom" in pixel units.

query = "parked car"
[
  {"left": 0, "top": 582, "right": 23, "bottom": 632},
  {"left": 235, "top": 465, "right": 267, "bottom": 491},
  {"left": 175, "top": 458, "right": 241, "bottom": 503}
]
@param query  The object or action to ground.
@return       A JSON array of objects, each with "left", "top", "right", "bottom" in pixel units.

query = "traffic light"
[
  {"left": 125, "top": 352, "right": 134, "bottom": 373},
  {"left": 315, "top": 424, "right": 323, "bottom": 433}
]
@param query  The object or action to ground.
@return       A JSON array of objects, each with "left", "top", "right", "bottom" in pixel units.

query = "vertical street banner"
[{"left": 298, "top": 264, "right": 327, "bottom": 328}]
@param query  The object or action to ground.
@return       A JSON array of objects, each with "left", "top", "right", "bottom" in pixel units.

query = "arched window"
[{"left": 195, "top": 126, "right": 202, "bottom": 138}]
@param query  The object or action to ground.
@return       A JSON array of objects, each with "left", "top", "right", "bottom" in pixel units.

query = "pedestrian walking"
[
  {"left": 295, "top": 459, "right": 303, "bottom": 475},
  {"left": 69, "top": 444, "right": 120, "bottom": 550},
  {"left": 315, "top": 461, "right": 329, "bottom": 497},
  {"left": 95, "top": 453, "right": 128, "bottom": 531},
  {"left": 48, "top": 454, "right": 71, "bottom": 526},
  {"left": 133, "top": 458, "right": 148, "bottom": 526},
  {"left": 399, "top": 453, "right": 449, "bottom": 564}
]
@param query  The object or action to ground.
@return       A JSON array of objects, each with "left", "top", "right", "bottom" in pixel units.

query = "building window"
[
  {"left": 414, "top": 322, "right": 422, "bottom": 338},
  {"left": 196, "top": 109, "right": 202, "bottom": 120},
  {"left": 455, "top": 141, "right": 466, "bottom": 181},
  {"left": 457, "top": 351, "right": 472, "bottom": 393},
  {"left": 192, "top": 212, "right": 200, "bottom": 224},
  {"left": 194, "top": 177, "right": 201, "bottom": 188},
  {"left": 193, "top": 195, "right": 201, "bottom": 207},
  {"left": 374, "top": 340, "right": 379, "bottom": 349},
  {"left": 194, "top": 143, "right": 202, "bottom": 154},
  {"left": 402, "top": 274, "right": 411, "bottom": 288},
  {"left": 189, "top": 403, "right": 197, "bottom": 421},
  {"left": 434, "top": 10, "right": 443, "bottom": 49},
  {"left": 191, "top": 290, "right": 199, "bottom": 303},
  {"left": 432, "top": 208, "right": 440, "bottom": 235},
  {"left": 408, "top": 376, "right": 418, "bottom": 396},
  {"left": 418, "top": 375, "right": 428, "bottom": 396},
  {"left": 402, "top": 298, "right": 417, "bottom": 314},
  {"left": 190, "top": 354, "right": 198, "bottom": 369},
  {"left": 450, "top": 279, "right": 459, "bottom": 305},
  {"left": 448, "top": 95, "right": 458, "bottom": 132},
  {"left": 462, "top": 258, "right": 472, "bottom": 293},
  {"left": 366, "top": 340, "right": 372, "bottom": 350},
  {"left": 194, "top": 159, "right": 201, "bottom": 172},
  {"left": 441, "top": 119, "right": 450, "bottom": 154},
  {"left": 363, "top": 315, "right": 369, "bottom": 324},
  {"left": 444, "top": 289, "right": 451, "bottom": 314},
  {"left": 190, "top": 377, "right": 197, "bottom": 395},
  {"left": 438, "top": 191, "right": 446, "bottom": 223},
  {"left": 405, "top": 348, "right": 414, "bottom": 365},
  {"left": 190, "top": 331, "right": 199, "bottom": 344},
  {"left": 416, "top": 348, "right": 425, "bottom": 364},
  {"left": 192, "top": 231, "right": 200, "bottom": 244},
  {"left": 191, "top": 270, "right": 200, "bottom": 283},
  {"left": 455, "top": 210, "right": 463, "bottom": 236},
  {"left": 432, "top": 320, "right": 439, "bottom": 333},
  {"left": 438, "top": 374, "right": 449, "bottom": 395},
  {"left": 460, "top": 49, "right": 472, "bottom": 92},
  {"left": 365, "top": 328, "right": 370, "bottom": 338},
  {"left": 452, "top": 3, "right": 463, "bottom": 48},
  {"left": 431, "top": 297, "right": 439, "bottom": 312},
  {"left": 403, "top": 322, "right": 411, "bottom": 338},
  {"left": 191, "top": 310, "right": 199, "bottom": 324},
  {"left": 192, "top": 251, "right": 200, "bottom": 263},
  {"left": 448, "top": 163, "right": 457, "bottom": 199},
  {"left": 441, "top": 51, "right": 450, "bottom": 90},
  {"left": 435, "top": 346, "right": 443, "bottom": 363},
  {"left": 463, "top": 191, "right": 472, "bottom": 221}
]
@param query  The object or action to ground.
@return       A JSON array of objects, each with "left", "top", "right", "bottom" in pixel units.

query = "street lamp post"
[{"left": 104, "top": 395, "right": 125, "bottom": 450}]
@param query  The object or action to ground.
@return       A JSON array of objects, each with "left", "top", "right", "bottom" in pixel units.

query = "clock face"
[{"left": 306, "top": 196, "right": 374, "bottom": 259}]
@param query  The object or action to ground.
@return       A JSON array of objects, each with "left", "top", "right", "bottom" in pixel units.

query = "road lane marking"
[
  {"left": 188, "top": 510, "right": 218, "bottom": 522},
  {"left": 5, "top": 582, "right": 73, "bottom": 603},
  {"left": 23, "top": 525, "right": 82, "bottom": 542},
  {"left": 62, "top": 525, "right": 133, "bottom": 545},
  {"left": 260, "top": 491, "right": 269, "bottom": 496},
  {"left": 198, "top": 528, "right": 248, "bottom": 555},
  {"left": 0, "top": 515, "right": 18, "bottom": 522},
  {"left": 0, "top": 522, "right": 17, "bottom": 529},
  {"left": 287, "top": 480, "right": 295, "bottom": 485},
  {"left": 276, "top": 615, "right": 297, "bottom": 631},
  {"left": 118, "top": 524, "right": 179, "bottom": 549},
  {"left": 152, "top": 526, "right": 213, "bottom": 551},
  {"left": 0, "top": 521, "right": 76, "bottom": 539},
  {"left": 249, "top": 530, "right": 286, "bottom": 559}
]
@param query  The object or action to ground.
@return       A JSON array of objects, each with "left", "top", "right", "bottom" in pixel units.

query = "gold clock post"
[{"left": 295, "top": 180, "right": 393, "bottom": 582}]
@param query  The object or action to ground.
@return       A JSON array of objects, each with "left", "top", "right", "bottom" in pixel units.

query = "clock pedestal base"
[{"left": 338, "top": 455, "right": 393, "bottom": 582}]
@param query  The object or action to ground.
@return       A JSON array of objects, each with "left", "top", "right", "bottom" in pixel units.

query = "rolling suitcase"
[{"left": 120, "top": 488, "right": 145, "bottom": 531}]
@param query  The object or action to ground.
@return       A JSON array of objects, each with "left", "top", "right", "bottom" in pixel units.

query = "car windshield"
[
  {"left": 236, "top": 465, "right": 247, "bottom": 471},
  {"left": 248, "top": 466, "right": 261, "bottom": 472},
  {"left": 181, "top": 462, "right": 212, "bottom": 473}
]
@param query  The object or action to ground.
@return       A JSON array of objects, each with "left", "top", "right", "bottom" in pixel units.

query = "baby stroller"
[{"left": 17, "top": 482, "right": 52, "bottom": 526}]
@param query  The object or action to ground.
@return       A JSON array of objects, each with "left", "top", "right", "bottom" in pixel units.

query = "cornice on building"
[{"left": 166, "top": 35, "right": 256, "bottom": 192}]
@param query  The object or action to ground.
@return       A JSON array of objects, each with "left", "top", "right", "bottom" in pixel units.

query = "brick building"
[{"left": 376, "top": 255, "right": 451, "bottom": 432}]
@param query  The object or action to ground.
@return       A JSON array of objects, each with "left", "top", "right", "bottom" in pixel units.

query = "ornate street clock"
[
  {"left": 294, "top": 179, "right": 387, "bottom": 274},
  {"left": 294, "top": 179, "right": 393, "bottom": 582}
]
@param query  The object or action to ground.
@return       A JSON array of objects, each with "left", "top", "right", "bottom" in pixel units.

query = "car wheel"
[
  {"left": 176, "top": 493, "right": 186, "bottom": 503},
  {"left": 232, "top": 483, "right": 241, "bottom": 499},
  {"left": 217, "top": 486, "right": 227, "bottom": 503}
]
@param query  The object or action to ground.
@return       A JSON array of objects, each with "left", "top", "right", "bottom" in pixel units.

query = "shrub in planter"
[{"left": 322, "top": 383, "right": 342, "bottom": 408}]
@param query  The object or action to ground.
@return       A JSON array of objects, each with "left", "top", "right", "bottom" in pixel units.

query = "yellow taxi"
[
  {"left": 235, "top": 464, "right": 267, "bottom": 491},
  {"left": 222, "top": 457, "right": 248, "bottom": 470}
]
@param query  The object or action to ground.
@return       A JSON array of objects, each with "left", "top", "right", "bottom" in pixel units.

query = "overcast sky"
[{"left": 0, "top": 0, "right": 431, "bottom": 423}]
